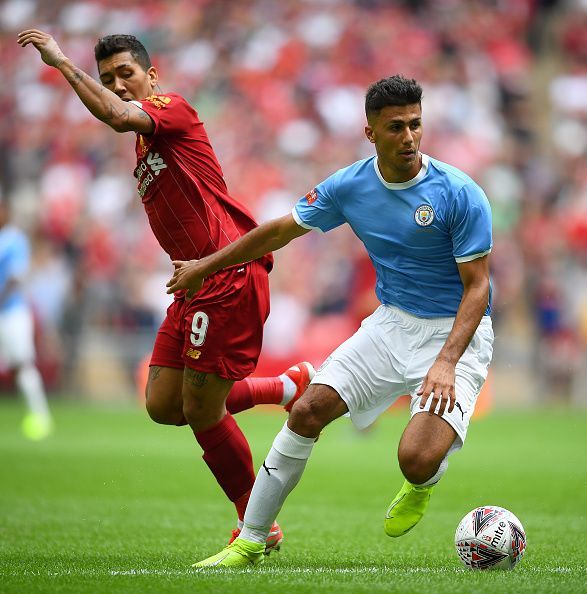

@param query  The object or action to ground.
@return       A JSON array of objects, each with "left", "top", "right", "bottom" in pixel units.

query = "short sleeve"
[
  {"left": 293, "top": 173, "right": 346, "bottom": 233},
  {"left": 132, "top": 94, "right": 194, "bottom": 136},
  {"left": 449, "top": 183, "right": 493, "bottom": 263}
]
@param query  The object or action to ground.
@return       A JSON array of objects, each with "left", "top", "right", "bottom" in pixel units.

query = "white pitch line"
[{"left": 3, "top": 566, "right": 584, "bottom": 577}]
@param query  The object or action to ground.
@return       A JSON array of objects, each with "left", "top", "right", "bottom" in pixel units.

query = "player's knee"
[
  {"left": 398, "top": 446, "right": 442, "bottom": 485},
  {"left": 181, "top": 395, "right": 203, "bottom": 425},
  {"left": 145, "top": 395, "right": 185, "bottom": 426},
  {"left": 288, "top": 398, "right": 328, "bottom": 437},
  {"left": 182, "top": 395, "right": 223, "bottom": 431}
]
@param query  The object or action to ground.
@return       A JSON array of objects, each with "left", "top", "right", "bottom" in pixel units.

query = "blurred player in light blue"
[
  {"left": 167, "top": 75, "right": 494, "bottom": 567},
  {"left": 0, "top": 199, "right": 53, "bottom": 440}
]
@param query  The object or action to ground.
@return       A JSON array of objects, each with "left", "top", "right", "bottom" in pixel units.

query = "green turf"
[{"left": 0, "top": 400, "right": 585, "bottom": 593}]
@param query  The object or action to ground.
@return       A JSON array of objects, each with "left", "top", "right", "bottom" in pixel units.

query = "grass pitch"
[{"left": 0, "top": 399, "right": 585, "bottom": 593}]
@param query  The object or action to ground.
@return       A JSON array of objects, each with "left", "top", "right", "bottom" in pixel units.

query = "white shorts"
[
  {"left": 312, "top": 304, "right": 494, "bottom": 447},
  {"left": 0, "top": 304, "right": 36, "bottom": 367}
]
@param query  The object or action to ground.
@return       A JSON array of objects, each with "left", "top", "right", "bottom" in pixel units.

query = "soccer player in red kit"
[{"left": 18, "top": 29, "right": 314, "bottom": 552}]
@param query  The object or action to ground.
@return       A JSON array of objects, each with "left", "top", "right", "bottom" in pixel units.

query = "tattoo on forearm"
[
  {"left": 96, "top": 102, "right": 131, "bottom": 124},
  {"left": 54, "top": 53, "right": 66, "bottom": 69},
  {"left": 184, "top": 369, "right": 208, "bottom": 388},
  {"left": 61, "top": 65, "right": 138, "bottom": 126},
  {"left": 64, "top": 67, "right": 86, "bottom": 87},
  {"left": 72, "top": 70, "right": 84, "bottom": 86}
]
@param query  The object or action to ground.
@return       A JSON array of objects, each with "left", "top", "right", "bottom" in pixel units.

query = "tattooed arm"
[{"left": 17, "top": 29, "right": 153, "bottom": 134}]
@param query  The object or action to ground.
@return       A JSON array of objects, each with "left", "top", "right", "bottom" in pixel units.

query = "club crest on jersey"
[
  {"left": 137, "top": 134, "right": 150, "bottom": 158},
  {"left": 145, "top": 95, "right": 172, "bottom": 109},
  {"left": 414, "top": 204, "right": 435, "bottom": 226},
  {"left": 305, "top": 188, "right": 318, "bottom": 205}
]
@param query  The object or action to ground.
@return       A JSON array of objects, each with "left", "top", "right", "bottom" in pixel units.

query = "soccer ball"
[{"left": 455, "top": 506, "right": 527, "bottom": 570}]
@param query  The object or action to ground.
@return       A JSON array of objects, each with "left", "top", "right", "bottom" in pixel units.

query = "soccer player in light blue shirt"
[
  {"left": 293, "top": 152, "right": 492, "bottom": 318},
  {"left": 0, "top": 221, "right": 29, "bottom": 314},
  {"left": 0, "top": 200, "right": 53, "bottom": 440},
  {"left": 168, "top": 75, "right": 494, "bottom": 567}
]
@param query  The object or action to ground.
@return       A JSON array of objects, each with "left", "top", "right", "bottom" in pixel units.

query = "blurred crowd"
[{"left": 0, "top": 0, "right": 586, "bottom": 403}]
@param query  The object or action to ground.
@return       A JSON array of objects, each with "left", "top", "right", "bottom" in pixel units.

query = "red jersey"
[{"left": 132, "top": 93, "right": 272, "bottom": 271}]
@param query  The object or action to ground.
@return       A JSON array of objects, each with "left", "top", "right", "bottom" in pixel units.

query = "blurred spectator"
[{"left": 0, "top": 197, "right": 53, "bottom": 439}]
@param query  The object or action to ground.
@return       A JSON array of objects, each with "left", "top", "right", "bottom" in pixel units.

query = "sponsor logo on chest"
[{"left": 135, "top": 151, "right": 168, "bottom": 198}]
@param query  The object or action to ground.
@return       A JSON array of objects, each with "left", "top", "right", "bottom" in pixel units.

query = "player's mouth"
[{"left": 399, "top": 150, "right": 416, "bottom": 159}]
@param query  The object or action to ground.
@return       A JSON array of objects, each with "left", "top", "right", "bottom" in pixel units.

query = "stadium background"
[
  {"left": 1, "top": 0, "right": 586, "bottom": 406},
  {"left": 1, "top": 2, "right": 587, "bottom": 593}
]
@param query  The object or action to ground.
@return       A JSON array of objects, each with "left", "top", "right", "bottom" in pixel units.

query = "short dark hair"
[
  {"left": 94, "top": 34, "right": 151, "bottom": 71},
  {"left": 365, "top": 75, "right": 422, "bottom": 117}
]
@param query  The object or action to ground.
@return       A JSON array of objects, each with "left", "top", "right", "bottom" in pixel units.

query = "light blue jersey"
[
  {"left": 293, "top": 154, "right": 492, "bottom": 318},
  {"left": 0, "top": 225, "right": 30, "bottom": 312}
]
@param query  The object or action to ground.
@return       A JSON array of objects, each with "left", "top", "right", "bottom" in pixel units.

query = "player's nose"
[
  {"left": 112, "top": 78, "right": 127, "bottom": 97},
  {"left": 402, "top": 129, "right": 414, "bottom": 146}
]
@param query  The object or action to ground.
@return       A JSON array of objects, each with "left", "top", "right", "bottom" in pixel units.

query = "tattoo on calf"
[{"left": 184, "top": 368, "right": 208, "bottom": 388}]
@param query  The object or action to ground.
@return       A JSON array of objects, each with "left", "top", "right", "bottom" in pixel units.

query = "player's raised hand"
[
  {"left": 417, "top": 358, "right": 456, "bottom": 417},
  {"left": 17, "top": 29, "right": 67, "bottom": 68},
  {"left": 166, "top": 260, "right": 205, "bottom": 298}
]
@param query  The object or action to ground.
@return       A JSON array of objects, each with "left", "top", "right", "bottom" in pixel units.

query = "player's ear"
[
  {"left": 365, "top": 125, "right": 375, "bottom": 143},
  {"left": 147, "top": 66, "right": 158, "bottom": 91}
]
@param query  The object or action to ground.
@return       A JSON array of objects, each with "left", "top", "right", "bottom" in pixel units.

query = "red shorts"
[{"left": 150, "top": 261, "right": 270, "bottom": 380}]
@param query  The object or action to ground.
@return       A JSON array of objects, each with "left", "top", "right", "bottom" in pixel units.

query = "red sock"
[
  {"left": 233, "top": 489, "right": 251, "bottom": 521},
  {"left": 226, "top": 377, "right": 283, "bottom": 414},
  {"left": 194, "top": 413, "right": 255, "bottom": 518}
]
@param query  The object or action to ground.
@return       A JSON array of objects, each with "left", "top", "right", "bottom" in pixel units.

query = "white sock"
[
  {"left": 279, "top": 374, "right": 297, "bottom": 405},
  {"left": 414, "top": 457, "right": 449, "bottom": 487},
  {"left": 16, "top": 365, "right": 51, "bottom": 420},
  {"left": 240, "top": 422, "right": 316, "bottom": 544}
]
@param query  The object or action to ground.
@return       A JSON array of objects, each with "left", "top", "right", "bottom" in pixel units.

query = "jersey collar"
[{"left": 374, "top": 153, "right": 429, "bottom": 190}]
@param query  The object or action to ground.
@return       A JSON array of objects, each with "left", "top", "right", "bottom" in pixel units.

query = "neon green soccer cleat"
[
  {"left": 229, "top": 521, "right": 283, "bottom": 555},
  {"left": 21, "top": 413, "right": 53, "bottom": 441},
  {"left": 192, "top": 538, "right": 265, "bottom": 569},
  {"left": 384, "top": 479, "right": 434, "bottom": 537}
]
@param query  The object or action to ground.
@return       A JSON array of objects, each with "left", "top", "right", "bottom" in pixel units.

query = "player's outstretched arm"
[
  {"left": 17, "top": 29, "right": 153, "bottom": 134},
  {"left": 166, "top": 213, "right": 309, "bottom": 297},
  {"left": 418, "top": 255, "right": 490, "bottom": 416}
]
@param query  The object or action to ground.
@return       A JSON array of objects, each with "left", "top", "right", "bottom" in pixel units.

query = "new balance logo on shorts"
[{"left": 185, "top": 348, "right": 201, "bottom": 360}]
